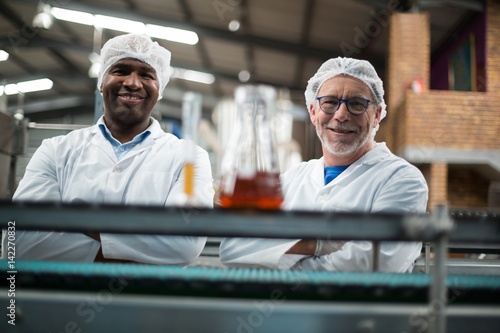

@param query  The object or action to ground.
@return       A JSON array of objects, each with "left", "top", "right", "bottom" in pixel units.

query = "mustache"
[{"left": 324, "top": 123, "right": 359, "bottom": 132}]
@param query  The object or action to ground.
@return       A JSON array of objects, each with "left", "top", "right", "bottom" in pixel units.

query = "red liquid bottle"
[
  {"left": 218, "top": 85, "right": 284, "bottom": 210},
  {"left": 219, "top": 171, "right": 283, "bottom": 209}
]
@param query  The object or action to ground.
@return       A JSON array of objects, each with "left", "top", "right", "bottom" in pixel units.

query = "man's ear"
[
  {"left": 309, "top": 104, "right": 316, "bottom": 124},
  {"left": 373, "top": 105, "right": 382, "bottom": 128}
]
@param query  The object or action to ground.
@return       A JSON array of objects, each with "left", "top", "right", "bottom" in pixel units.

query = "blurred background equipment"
[{"left": 0, "top": 111, "right": 27, "bottom": 198}]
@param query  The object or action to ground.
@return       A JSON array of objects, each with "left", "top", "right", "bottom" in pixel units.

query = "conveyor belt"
[
  {"left": 1, "top": 201, "right": 498, "bottom": 243},
  {"left": 0, "top": 204, "right": 498, "bottom": 333},
  {"left": 2, "top": 260, "right": 499, "bottom": 304}
]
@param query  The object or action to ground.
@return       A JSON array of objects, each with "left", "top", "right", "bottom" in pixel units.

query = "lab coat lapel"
[
  {"left": 311, "top": 157, "right": 326, "bottom": 187},
  {"left": 116, "top": 118, "right": 161, "bottom": 161},
  {"left": 120, "top": 136, "right": 154, "bottom": 161},
  {"left": 90, "top": 126, "right": 118, "bottom": 163},
  {"left": 322, "top": 143, "right": 389, "bottom": 188}
]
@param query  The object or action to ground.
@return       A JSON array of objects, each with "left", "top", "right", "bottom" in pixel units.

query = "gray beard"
[{"left": 317, "top": 124, "right": 373, "bottom": 157}]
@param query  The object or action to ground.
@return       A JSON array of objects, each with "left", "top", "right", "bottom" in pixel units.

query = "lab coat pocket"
[{"left": 128, "top": 171, "right": 174, "bottom": 205}]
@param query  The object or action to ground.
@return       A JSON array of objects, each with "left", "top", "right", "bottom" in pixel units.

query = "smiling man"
[
  {"left": 220, "top": 57, "right": 428, "bottom": 273},
  {"left": 2, "top": 34, "right": 214, "bottom": 265}
]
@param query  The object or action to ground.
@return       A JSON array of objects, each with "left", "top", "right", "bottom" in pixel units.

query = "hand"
[
  {"left": 84, "top": 232, "right": 101, "bottom": 241},
  {"left": 314, "top": 240, "right": 346, "bottom": 256},
  {"left": 286, "top": 240, "right": 317, "bottom": 255},
  {"left": 94, "top": 247, "right": 137, "bottom": 263}
]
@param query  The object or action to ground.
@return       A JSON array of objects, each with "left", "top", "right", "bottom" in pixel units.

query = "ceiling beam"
[
  {"left": 0, "top": 0, "right": 26, "bottom": 27},
  {"left": 1, "top": 0, "right": 386, "bottom": 83},
  {"left": 13, "top": 0, "right": 340, "bottom": 60},
  {"left": 0, "top": 1, "right": 79, "bottom": 97},
  {"left": 293, "top": 0, "right": 316, "bottom": 87},
  {"left": 238, "top": 0, "right": 255, "bottom": 82},
  {"left": 0, "top": 4, "right": 83, "bottom": 97},
  {"left": 122, "top": 0, "right": 138, "bottom": 11},
  {"left": 5, "top": 88, "right": 307, "bottom": 121},
  {"left": 355, "top": 0, "right": 483, "bottom": 11},
  {"left": 418, "top": 0, "right": 483, "bottom": 11},
  {"left": 6, "top": 95, "right": 94, "bottom": 114},
  {"left": 1, "top": 58, "right": 308, "bottom": 93},
  {"left": 177, "top": 0, "right": 223, "bottom": 96}
]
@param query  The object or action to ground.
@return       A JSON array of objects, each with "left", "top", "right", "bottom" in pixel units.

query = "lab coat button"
[{"left": 114, "top": 166, "right": 122, "bottom": 173}]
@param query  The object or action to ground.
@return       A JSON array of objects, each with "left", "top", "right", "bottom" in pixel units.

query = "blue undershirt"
[
  {"left": 98, "top": 123, "right": 151, "bottom": 160},
  {"left": 324, "top": 165, "right": 349, "bottom": 185}
]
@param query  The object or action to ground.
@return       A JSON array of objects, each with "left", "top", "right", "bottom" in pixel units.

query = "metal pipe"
[
  {"left": 429, "top": 205, "right": 452, "bottom": 333},
  {"left": 425, "top": 242, "right": 431, "bottom": 274},
  {"left": 27, "top": 122, "right": 88, "bottom": 130},
  {"left": 372, "top": 241, "right": 380, "bottom": 272}
]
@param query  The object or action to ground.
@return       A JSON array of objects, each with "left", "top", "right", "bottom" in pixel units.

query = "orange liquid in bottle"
[
  {"left": 219, "top": 171, "right": 283, "bottom": 210},
  {"left": 183, "top": 162, "right": 195, "bottom": 197}
]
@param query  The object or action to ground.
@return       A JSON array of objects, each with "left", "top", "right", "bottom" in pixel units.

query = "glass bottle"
[
  {"left": 218, "top": 85, "right": 284, "bottom": 209},
  {"left": 181, "top": 92, "right": 202, "bottom": 205}
]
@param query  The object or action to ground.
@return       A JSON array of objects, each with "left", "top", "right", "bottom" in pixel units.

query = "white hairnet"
[
  {"left": 305, "top": 57, "right": 387, "bottom": 130},
  {"left": 97, "top": 34, "right": 172, "bottom": 100}
]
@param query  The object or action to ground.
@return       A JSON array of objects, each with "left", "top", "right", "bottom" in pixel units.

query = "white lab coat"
[
  {"left": 1, "top": 117, "right": 214, "bottom": 265},
  {"left": 220, "top": 143, "right": 428, "bottom": 272}
]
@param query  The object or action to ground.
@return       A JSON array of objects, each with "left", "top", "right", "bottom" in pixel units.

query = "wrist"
[
  {"left": 314, "top": 239, "right": 323, "bottom": 256},
  {"left": 286, "top": 240, "right": 317, "bottom": 255}
]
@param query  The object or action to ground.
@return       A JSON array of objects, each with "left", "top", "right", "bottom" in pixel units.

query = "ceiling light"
[
  {"left": 0, "top": 50, "right": 9, "bottom": 61},
  {"left": 146, "top": 25, "right": 199, "bottom": 45},
  {"left": 32, "top": 2, "right": 53, "bottom": 29},
  {"left": 51, "top": 7, "right": 94, "bottom": 25},
  {"left": 171, "top": 68, "right": 215, "bottom": 85},
  {"left": 88, "top": 52, "right": 100, "bottom": 78},
  {"left": 50, "top": 7, "right": 198, "bottom": 45},
  {"left": 238, "top": 70, "right": 251, "bottom": 82},
  {"left": 228, "top": 20, "right": 240, "bottom": 32},
  {"left": 4, "top": 84, "right": 18, "bottom": 95},
  {"left": 1, "top": 78, "right": 53, "bottom": 95},
  {"left": 88, "top": 63, "right": 100, "bottom": 78},
  {"left": 94, "top": 15, "right": 146, "bottom": 34}
]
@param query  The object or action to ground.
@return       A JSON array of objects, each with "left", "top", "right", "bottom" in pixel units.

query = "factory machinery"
[{"left": 0, "top": 202, "right": 499, "bottom": 333}]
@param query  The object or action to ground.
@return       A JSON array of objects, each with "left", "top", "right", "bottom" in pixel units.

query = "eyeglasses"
[{"left": 316, "top": 96, "right": 372, "bottom": 115}]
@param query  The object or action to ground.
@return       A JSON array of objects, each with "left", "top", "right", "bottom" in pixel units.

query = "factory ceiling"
[{"left": 0, "top": 0, "right": 484, "bottom": 121}]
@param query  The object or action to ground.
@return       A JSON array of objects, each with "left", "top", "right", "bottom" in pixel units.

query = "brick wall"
[
  {"left": 487, "top": 0, "right": 500, "bottom": 92},
  {"left": 402, "top": 0, "right": 500, "bottom": 151},
  {"left": 385, "top": 0, "right": 500, "bottom": 152},
  {"left": 429, "top": 163, "right": 448, "bottom": 207},
  {"left": 379, "top": 12, "right": 430, "bottom": 150},
  {"left": 405, "top": 91, "right": 498, "bottom": 149},
  {"left": 448, "top": 168, "right": 490, "bottom": 209},
  {"left": 384, "top": 0, "right": 500, "bottom": 210}
]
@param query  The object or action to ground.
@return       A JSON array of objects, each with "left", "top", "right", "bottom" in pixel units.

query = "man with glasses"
[{"left": 220, "top": 57, "right": 428, "bottom": 273}]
